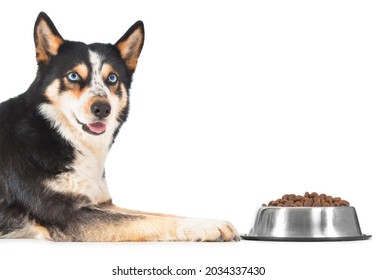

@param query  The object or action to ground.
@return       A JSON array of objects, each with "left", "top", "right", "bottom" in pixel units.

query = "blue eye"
[
  {"left": 67, "top": 72, "right": 81, "bottom": 82},
  {"left": 107, "top": 73, "right": 118, "bottom": 85}
]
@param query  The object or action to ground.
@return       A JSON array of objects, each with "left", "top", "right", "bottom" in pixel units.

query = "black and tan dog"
[{"left": 0, "top": 12, "right": 239, "bottom": 241}]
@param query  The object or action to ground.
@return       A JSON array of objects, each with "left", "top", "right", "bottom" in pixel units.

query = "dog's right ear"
[{"left": 34, "top": 12, "right": 64, "bottom": 64}]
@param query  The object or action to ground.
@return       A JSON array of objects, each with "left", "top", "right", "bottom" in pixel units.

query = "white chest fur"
[{"left": 45, "top": 147, "right": 112, "bottom": 205}]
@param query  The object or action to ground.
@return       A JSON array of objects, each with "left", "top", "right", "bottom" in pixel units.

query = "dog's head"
[{"left": 35, "top": 12, "right": 144, "bottom": 147}]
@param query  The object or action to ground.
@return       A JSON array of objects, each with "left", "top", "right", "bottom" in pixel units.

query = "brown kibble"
[
  {"left": 313, "top": 198, "right": 321, "bottom": 207},
  {"left": 285, "top": 200, "right": 294, "bottom": 207},
  {"left": 339, "top": 200, "right": 350, "bottom": 206},
  {"left": 303, "top": 199, "right": 313, "bottom": 206},
  {"left": 263, "top": 192, "right": 350, "bottom": 207},
  {"left": 303, "top": 198, "right": 313, "bottom": 206},
  {"left": 310, "top": 192, "right": 319, "bottom": 198},
  {"left": 325, "top": 196, "right": 333, "bottom": 204}
]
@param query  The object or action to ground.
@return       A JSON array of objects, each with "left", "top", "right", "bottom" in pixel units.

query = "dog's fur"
[{"left": 0, "top": 12, "right": 239, "bottom": 241}]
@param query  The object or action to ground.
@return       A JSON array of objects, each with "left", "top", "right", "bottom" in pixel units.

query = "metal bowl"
[{"left": 242, "top": 206, "right": 371, "bottom": 241}]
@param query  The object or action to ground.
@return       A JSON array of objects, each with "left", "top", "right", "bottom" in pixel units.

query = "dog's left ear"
[
  {"left": 115, "top": 21, "right": 144, "bottom": 73},
  {"left": 34, "top": 12, "right": 64, "bottom": 64}
]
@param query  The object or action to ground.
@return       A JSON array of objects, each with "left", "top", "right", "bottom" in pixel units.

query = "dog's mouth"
[
  {"left": 76, "top": 117, "right": 107, "bottom": 135},
  {"left": 85, "top": 122, "right": 107, "bottom": 135}
]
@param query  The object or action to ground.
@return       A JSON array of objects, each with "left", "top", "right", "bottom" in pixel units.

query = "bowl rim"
[
  {"left": 259, "top": 206, "right": 355, "bottom": 209},
  {"left": 241, "top": 234, "right": 372, "bottom": 242}
]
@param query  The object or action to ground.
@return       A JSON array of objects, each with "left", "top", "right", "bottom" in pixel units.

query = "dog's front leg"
[{"left": 47, "top": 207, "right": 239, "bottom": 242}]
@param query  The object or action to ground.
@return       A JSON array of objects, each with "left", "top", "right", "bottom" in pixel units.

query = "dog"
[{"left": 0, "top": 12, "right": 239, "bottom": 241}]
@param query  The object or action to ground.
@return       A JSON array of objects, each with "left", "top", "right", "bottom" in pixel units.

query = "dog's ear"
[
  {"left": 34, "top": 12, "right": 64, "bottom": 64},
  {"left": 115, "top": 21, "right": 144, "bottom": 73}
]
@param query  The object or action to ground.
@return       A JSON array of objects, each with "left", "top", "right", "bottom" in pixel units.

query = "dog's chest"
[{"left": 45, "top": 149, "right": 111, "bottom": 204}]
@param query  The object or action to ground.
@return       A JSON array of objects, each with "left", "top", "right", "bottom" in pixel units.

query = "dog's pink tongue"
[{"left": 88, "top": 122, "right": 106, "bottom": 134}]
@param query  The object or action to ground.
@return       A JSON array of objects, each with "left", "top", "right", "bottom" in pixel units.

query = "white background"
[{"left": 0, "top": 0, "right": 375, "bottom": 279}]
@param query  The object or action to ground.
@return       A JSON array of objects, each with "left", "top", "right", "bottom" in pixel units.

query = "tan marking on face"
[
  {"left": 42, "top": 80, "right": 81, "bottom": 136},
  {"left": 74, "top": 63, "right": 89, "bottom": 80},
  {"left": 43, "top": 79, "right": 60, "bottom": 103},
  {"left": 62, "top": 80, "right": 82, "bottom": 98},
  {"left": 119, "top": 83, "right": 128, "bottom": 108},
  {"left": 101, "top": 64, "right": 114, "bottom": 81}
]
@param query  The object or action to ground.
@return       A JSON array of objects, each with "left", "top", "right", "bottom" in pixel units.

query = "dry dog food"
[{"left": 262, "top": 192, "right": 350, "bottom": 207}]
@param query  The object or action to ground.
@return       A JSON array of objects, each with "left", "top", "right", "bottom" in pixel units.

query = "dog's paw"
[{"left": 176, "top": 218, "right": 240, "bottom": 242}]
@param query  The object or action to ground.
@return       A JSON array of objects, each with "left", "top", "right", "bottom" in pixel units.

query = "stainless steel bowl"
[{"left": 242, "top": 206, "right": 371, "bottom": 241}]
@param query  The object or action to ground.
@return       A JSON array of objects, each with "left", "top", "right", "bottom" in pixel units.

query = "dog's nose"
[{"left": 91, "top": 101, "right": 111, "bottom": 119}]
